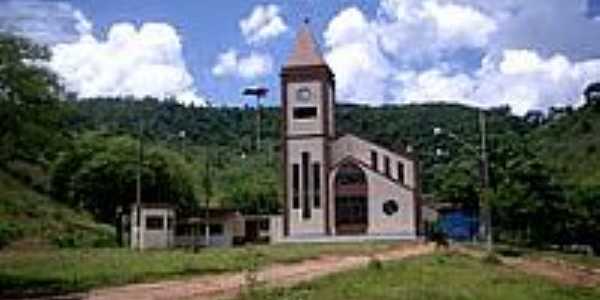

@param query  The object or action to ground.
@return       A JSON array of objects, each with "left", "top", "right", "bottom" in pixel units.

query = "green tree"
[
  {"left": 0, "top": 33, "right": 66, "bottom": 165},
  {"left": 51, "top": 132, "right": 196, "bottom": 223}
]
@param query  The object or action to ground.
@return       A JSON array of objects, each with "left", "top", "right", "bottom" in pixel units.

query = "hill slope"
[
  {"left": 67, "top": 99, "right": 532, "bottom": 194},
  {"left": 533, "top": 106, "right": 600, "bottom": 187},
  {"left": 0, "top": 171, "right": 115, "bottom": 249}
]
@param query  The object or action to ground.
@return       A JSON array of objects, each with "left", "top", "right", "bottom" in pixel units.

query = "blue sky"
[{"left": 2, "top": 0, "right": 600, "bottom": 114}]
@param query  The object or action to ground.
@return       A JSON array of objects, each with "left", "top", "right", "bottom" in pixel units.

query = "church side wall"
[
  {"left": 363, "top": 168, "right": 417, "bottom": 238},
  {"left": 331, "top": 135, "right": 416, "bottom": 189}
]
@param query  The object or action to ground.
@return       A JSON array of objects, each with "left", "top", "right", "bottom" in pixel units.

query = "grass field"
[
  {"left": 0, "top": 170, "right": 115, "bottom": 249},
  {"left": 0, "top": 242, "right": 394, "bottom": 297},
  {"left": 487, "top": 244, "right": 600, "bottom": 270},
  {"left": 243, "top": 253, "right": 600, "bottom": 300},
  {"left": 527, "top": 251, "right": 600, "bottom": 270}
]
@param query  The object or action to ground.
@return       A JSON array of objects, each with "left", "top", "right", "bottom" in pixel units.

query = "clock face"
[{"left": 297, "top": 87, "right": 312, "bottom": 102}]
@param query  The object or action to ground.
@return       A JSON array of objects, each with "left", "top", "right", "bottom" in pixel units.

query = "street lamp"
[
  {"left": 243, "top": 86, "right": 269, "bottom": 152},
  {"left": 433, "top": 110, "right": 492, "bottom": 253}
]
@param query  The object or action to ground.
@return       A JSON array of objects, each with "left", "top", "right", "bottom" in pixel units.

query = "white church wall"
[
  {"left": 363, "top": 167, "right": 417, "bottom": 238},
  {"left": 287, "top": 137, "right": 327, "bottom": 236}
]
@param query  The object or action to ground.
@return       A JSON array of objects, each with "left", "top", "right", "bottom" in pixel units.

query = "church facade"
[{"left": 281, "top": 24, "right": 420, "bottom": 240}]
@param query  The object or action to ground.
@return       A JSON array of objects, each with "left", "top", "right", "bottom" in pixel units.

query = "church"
[{"left": 281, "top": 23, "right": 420, "bottom": 241}]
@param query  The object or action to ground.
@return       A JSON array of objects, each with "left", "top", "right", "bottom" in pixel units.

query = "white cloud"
[
  {"left": 212, "top": 49, "right": 273, "bottom": 80},
  {"left": 324, "top": 1, "right": 497, "bottom": 103},
  {"left": 481, "top": 0, "right": 600, "bottom": 61},
  {"left": 0, "top": 0, "right": 91, "bottom": 44},
  {"left": 394, "top": 50, "right": 600, "bottom": 115},
  {"left": 376, "top": 0, "right": 497, "bottom": 60},
  {"left": 324, "top": 0, "right": 600, "bottom": 114},
  {"left": 324, "top": 7, "right": 393, "bottom": 104},
  {"left": 240, "top": 4, "right": 288, "bottom": 44},
  {"left": 50, "top": 22, "right": 205, "bottom": 105}
]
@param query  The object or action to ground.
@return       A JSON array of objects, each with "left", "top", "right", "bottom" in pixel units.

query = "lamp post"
[
  {"left": 243, "top": 86, "right": 269, "bottom": 152},
  {"left": 433, "top": 110, "right": 492, "bottom": 253}
]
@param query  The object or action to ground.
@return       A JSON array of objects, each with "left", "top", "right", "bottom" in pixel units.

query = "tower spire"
[{"left": 285, "top": 19, "right": 327, "bottom": 67}]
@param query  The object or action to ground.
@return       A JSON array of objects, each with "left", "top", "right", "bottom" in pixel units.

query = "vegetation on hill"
[
  {"left": 0, "top": 171, "right": 114, "bottom": 249},
  {"left": 532, "top": 105, "right": 600, "bottom": 187},
  {"left": 50, "top": 132, "right": 197, "bottom": 223},
  {"left": 1, "top": 32, "right": 599, "bottom": 254},
  {"left": 0, "top": 33, "right": 67, "bottom": 166}
]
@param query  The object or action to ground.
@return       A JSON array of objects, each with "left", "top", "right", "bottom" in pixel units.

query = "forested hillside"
[
  {"left": 66, "top": 98, "right": 532, "bottom": 194},
  {"left": 1, "top": 31, "right": 598, "bottom": 252},
  {"left": 532, "top": 105, "right": 600, "bottom": 187}
]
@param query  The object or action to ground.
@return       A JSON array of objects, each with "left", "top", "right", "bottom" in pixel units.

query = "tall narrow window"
[
  {"left": 384, "top": 156, "right": 391, "bottom": 177},
  {"left": 302, "top": 152, "right": 311, "bottom": 219},
  {"left": 313, "top": 162, "right": 321, "bottom": 208},
  {"left": 292, "top": 164, "right": 300, "bottom": 209},
  {"left": 371, "top": 151, "right": 378, "bottom": 171},
  {"left": 397, "top": 161, "right": 405, "bottom": 184}
]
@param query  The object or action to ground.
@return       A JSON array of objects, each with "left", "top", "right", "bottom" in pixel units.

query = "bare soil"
[
  {"left": 44, "top": 243, "right": 434, "bottom": 300},
  {"left": 457, "top": 247, "right": 600, "bottom": 288}
]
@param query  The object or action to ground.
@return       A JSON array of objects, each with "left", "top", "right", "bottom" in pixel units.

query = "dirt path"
[
  {"left": 504, "top": 256, "right": 600, "bottom": 287},
  {"left": 55, "top": 243, "right": 434, "bottom": 300},
  {"left": 456, "top": 247, "right": 600, "bottom": 288}
]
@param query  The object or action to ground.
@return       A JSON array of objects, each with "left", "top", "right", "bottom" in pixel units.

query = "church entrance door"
[{"left": 334, "top": 162, "right": 368, "bottom": 235}]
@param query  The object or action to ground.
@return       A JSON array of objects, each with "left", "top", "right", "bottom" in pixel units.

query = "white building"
[
  {"left": 281, "top": 23, "right": 421, "bottom": 241},
  {"left": 130, "top": 203, "right": 175, "bottom": 249}
]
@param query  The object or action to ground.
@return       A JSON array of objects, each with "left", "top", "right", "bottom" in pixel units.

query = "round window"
[{"left": 383, "top": 200, "right": 399, "bottom": 216}]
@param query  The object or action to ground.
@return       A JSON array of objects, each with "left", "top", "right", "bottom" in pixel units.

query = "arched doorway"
[{"left": 334, "top": 162, "right": 368, "bottom": 235}]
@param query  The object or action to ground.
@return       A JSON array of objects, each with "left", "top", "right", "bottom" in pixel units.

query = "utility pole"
[
  {"left": 433, "top": 110, "right": 493, "bottom": 252},
  {"left": 203, "top": 146, "right": 213, "bottom": 248},
  {"left": 479, "top": 110, "right": 492, "bottom": 253},
  {"left": 136, "top": 120, "right": 143, "bottom": 250}
]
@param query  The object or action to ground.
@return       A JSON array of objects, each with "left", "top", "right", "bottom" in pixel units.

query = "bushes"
[
  {"left": 0, "top": 221, "right": 24, "bottom": 249},
  {"left": 50, "top": 227, "right": 116, "bottom": 249},
  {"left": 50, "top": 133, "right": 197, "bottom": 223},
  {"left": 0, "top": 171, "right": 117, "bottom": 249}
]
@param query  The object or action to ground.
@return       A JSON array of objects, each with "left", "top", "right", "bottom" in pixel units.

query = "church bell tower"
[{"left": 281, "top": 21, "right": 335, "bottom": 237}]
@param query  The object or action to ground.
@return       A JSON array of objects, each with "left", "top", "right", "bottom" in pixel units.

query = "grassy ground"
[
  {"left": 243, "top": 253, "right": 600, "bottom": 300},
  {"left": 526, "top": 250, "right": 600, "bottom": 269},
  {"left": 0, "top": 242, "right": 394, "bottom": 297},
  {"left": 488, "top": 244, "right": 600, "bottom": 269},
  {"left": 0, "top": 171, "right": 115, "bottom": 249}
]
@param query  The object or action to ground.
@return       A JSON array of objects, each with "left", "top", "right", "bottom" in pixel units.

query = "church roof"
[{"left": 285, "top": 22, "right": 327, "bottom": 67}]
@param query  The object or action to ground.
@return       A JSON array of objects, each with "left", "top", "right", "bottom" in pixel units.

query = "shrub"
[
  {"left": 50, "top": 228, "right": 116, "bottom": 249},
  {"left": 0, "top": 221, "right": 24, "bottom": 249},
  {"left": 368, "top": 256, "right": 383, "bottom": 270},
  {"left": 482, "top": 252, "right": 503, "bottom": 265}
]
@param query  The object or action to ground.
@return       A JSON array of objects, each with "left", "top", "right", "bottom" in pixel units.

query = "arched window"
[{"left": 335, "top": 162, "right": 367, "bottom": 186}]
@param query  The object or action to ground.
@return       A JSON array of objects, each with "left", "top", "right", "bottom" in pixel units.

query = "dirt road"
[
  {"left": 58, "top": 243, "right": 434, "bottom": 300},
  {"left": 457, "top": 247, "right": 600, "bottom": 288}
]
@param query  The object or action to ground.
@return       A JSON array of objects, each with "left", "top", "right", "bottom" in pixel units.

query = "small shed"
[{"left": 130, "top": 203, "right": 175, "bottom": 250}]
